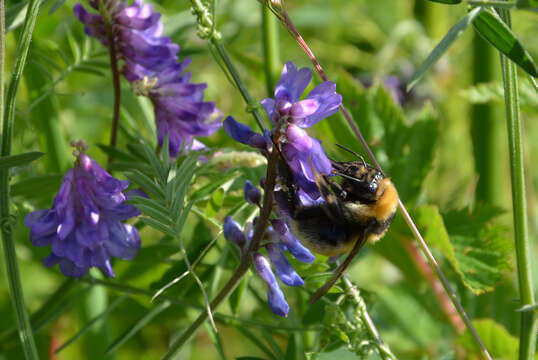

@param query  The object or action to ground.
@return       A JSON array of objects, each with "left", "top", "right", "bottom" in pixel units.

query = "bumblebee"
[{"left": 275, "top": 146, "right": 398, "bottom": 302}]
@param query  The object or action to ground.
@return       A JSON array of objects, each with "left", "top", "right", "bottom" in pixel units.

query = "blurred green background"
[{"left": 1, "top": 0, "right": 537, "bottom": 359}]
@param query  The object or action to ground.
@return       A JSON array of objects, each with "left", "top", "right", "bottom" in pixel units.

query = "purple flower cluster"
[
  {"left": 223, "top": 181, "right": 315, "bottom": 317},
  {"left": 74, "top": 0, "right": 221, "bottom": 157},
  {"left": 224, "top": 62, "right": 342, "bottom": 199},
  {"left": 24, "top": 142, "right": 141, "bottom": 278}
]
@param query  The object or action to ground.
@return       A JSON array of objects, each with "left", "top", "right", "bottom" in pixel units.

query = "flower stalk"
[
  {"left": 261, "top": 3, "right": 280, "bottom": 96},
  {"left": 266, "top": 4, "right": 492, "bottom": 359},
  {"left": 161, "top": 147, "right": 280, "bottom": 360},
  {"left": 0, "top": 0, "right": 41, "bottom": 357},
  {"left": 497, "top": 8, "right": 537, "bottom": 360}
]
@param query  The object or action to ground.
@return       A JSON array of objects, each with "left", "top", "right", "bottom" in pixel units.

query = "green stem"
[
  {"left": 160, "top": 148, "right": 280, "bottom": 360},
  {"left": 211, "top": 40, "right": 267, "bottom": 132},
  {"left": 261, "top": 4, "right": 280, "bottom": 96},
  {"left": 497, "top": 9, "right": 537, "bottom": 360},
  {"left": 471, "top": 34, "right": 498, "bottom": 205},
  {"left": 468, "top": 0, "right": 516, "bottom": 8},
  {"left": 341, "top": 275, "right": 396, "bottom": 360},
  {"left": 0, "top": 0, "right": 41, "bottom": 357}
]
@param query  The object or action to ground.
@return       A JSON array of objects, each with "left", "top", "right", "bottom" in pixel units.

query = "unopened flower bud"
[
  {"left": 244, "top": 180, "right": 262, "bottom": 205},
  {"left": 223, "top": 216, "right": 246, "bottom": 248}
]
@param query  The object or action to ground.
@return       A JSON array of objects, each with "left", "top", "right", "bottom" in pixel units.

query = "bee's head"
[{"left": 335, "top": 163, "right": 385, "bottom": 203}]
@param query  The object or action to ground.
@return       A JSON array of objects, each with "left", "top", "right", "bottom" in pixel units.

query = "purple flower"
[
  {"left": 223, "top": 216, "right": 246, "bottom": 248},
  {"left": 253, "top": 253, "right": 290, "bottom": 317},
  {"left": 74, "top": 0, "right": 222, "bottom": 157},
  {"left": 24, "top": 147, "right": 141, "bottom": 278},
  {"left": 243, "top": 180, "right": 262, "bottom": 206},
  {"left": 261, "top": 62, "right": 341, "bottom": 127},
  {"left": 270, "top": 218, "right": 315, "bottom": 264}
]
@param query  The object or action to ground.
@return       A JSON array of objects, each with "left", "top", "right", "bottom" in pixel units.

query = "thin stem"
[
  {"left": 261, "top": 3, "right": 280, "bottom": 96},
  {"left": 468, "top": 0, "right": 516, "bottom": 8},
  {"left": 0, "top": 0, "right": 41, "bottom": 357},
  {"left": 341, "top": 275, "right": 396, "bottom": 360},
  {"left": 273, "top": 8, "right": 492, "bottom": 360},
  {"left": 497, "top": 9, "right": 537, "bottom": 360},
  {"left": 160, "top": 148, "right": 280, "bottom": 360},
  {"left": 105, "top": 24, "right": 121, "bottom": 163},
  {"left": 211, "top": 40, "right": 267, "bottom": 132}
]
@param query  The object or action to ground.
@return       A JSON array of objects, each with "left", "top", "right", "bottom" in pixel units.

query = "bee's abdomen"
[{"left": 291, "top": 207, "right": 356, "bottom": 256}]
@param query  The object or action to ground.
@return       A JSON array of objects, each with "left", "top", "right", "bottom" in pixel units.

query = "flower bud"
[
  {"left": 223, "top": 216, "right": 246, "bottom": 248},
  {"left": 244, "top": 180, "right": 262, "bottom": 205},
  {"left": 266, "top": 243, "right": 304, "bottom": 286},
  {"left": 253, "top": 253, "right": 289, "bottom": 317}
]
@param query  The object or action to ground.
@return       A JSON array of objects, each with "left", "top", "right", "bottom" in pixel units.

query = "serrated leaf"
[
  {"left": 375, "top": 86, "right": 438, "bottom": 202},
  {"left": 0, "top": 151, "right": 44, "bottom": 170},
  {"left": 473, "top": 8, "right": 538, "bottom": 77},
  {"left": 408, "top": 7, "right": 482, "bottom": 90},
  {"left": 459, "top": 80, "right": 538, "bottom": 112},
  {"left": 425, "top": 204, "right": 513, "bottom": 294},
  {"left": 458, "top": 319, "right": 518, "bottom": 360},
  {"left": 105, "top": 300, "right": 171, "bottom": 355},
  {"left": 11, "top": 174, "right": 63, "bottom": 198}
]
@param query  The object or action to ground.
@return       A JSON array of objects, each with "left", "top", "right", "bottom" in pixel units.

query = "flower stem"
[
  {"left": 160, "top": 148, "right": 280, "bottom": 360},
  {"left": 211, "top": 40, "right": 267, "bottom": 132},
  {"left": 497, "top": 9, "right": 537, "bottom": 360},
  {"left": 106, "top": 24, "right": 121, "bottom": 163},
  {"left": 341, "top": 275, "right": 397, "bottom": 360},
  {"left": 271, "top": 7, "right": 492, "bottom": 359},
  {"left": 261, "top": 3, "right": 280, "bottom": 96},
  {"left": 0, "top": 0, "right": 41, "bottom": 357}
]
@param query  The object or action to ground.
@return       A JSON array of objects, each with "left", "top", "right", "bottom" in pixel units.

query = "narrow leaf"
[
  {"left": 189, "top": 171, "right": 240, "bottom": 202},
  {"left": 139, "top": 217, "right": 177, "bottom": 237},
  {"left": 48, "top": 0, "right": 67, "bottom": 14},
  {"left": 473, "top": 8, "right": 538, "bottom": 77},
  {"left": 124, "top": 170, "right": 165, "bottom": 199},
  {"left": 408, "top": 7, "right": 482, "bottom": 90},
  {"left": 0, "top": 151, "right": 43, "bottom": 170},
  {"left": 105, "top": 300, "right": 171, "bottom": 355},
  {"left": 425, "top": 0, "right": 461, "bottom": 3}
]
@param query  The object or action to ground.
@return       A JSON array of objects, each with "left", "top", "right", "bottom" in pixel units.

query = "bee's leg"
[
  {"left": 311, "top": 166, "right": 346, "bottom": 222},
  {"left": 309, "top": 222, "right": 374, "bottom": 305}
]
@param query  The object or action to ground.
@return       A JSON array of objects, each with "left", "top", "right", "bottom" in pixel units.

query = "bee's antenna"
[
  {"left": 333, "top": 172, "right": 362, "bottom": 184},
  {"left": 335, "top": 143, "right": 367, "bottom": 167}
]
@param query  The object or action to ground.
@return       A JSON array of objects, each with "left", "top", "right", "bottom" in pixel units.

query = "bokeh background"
[{"left": 1, "top": 0, "right": 537, "bottom": 359}]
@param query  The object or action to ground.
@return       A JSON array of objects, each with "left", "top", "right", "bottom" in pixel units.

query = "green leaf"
[
  {"left": 0, "top": 151, "right": 43, "bottom": 170},
  {"left": 105, "top": 300, "right": 171, "bottom": 355},
  {"left": 6, "top": 2, "right": 27, "bottom": 32},
  {"left": 205, "top": 323, "right": 226, "bottom": 360},
  {"left": 48, "top": 0, "right": 67, "bottom": 14},
  {"left": 424, "top": 204, "right": 513, "bottom": 294},
  {"left": 458, "top": 319, "right": 518, "bottom": 360},
  {"left": 408, "top": 7, "right": 482, "bottom": 90},
  {"left": 473, "top": 8, "right": 538, "bottom": 77},
  {"left": 189, "top": 171, "right": 240, "bottom": 202},
  {"left": 205, "top": 188, "right": 225, "bottom": 218},
  {"left": 11, "top": 174, "right": 63, "bottom": 198},
  {"left": 459, "top": 80, "right": 538, "bottom": 113},
  {"left": 516, "top": 0, "right": 538, "bottom": 11},
  {"left": 97, "top": 144, "right": 137, "bottom": 162},
  {"left": 426, "top": 0, "right": 462, "bottom": 3},
  {"left": 229, "top": 277, "right": 247, "bottom": 315},
  {"left": 124, "top": 170, "right": 165, "bottom": 199},
  {"left": 139, "top": 217, "right": 177, "bottom": 237}
]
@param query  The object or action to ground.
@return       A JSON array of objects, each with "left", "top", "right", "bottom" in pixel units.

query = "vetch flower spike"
[
  {"left": 25, "top": 143, "right": 141, "bottom": 278},
  {"left": 253, "top": 253, "right": 290, "bottom": 317},
  {"left": 74, "top": 0, "right": 222, "bottom": 157}
]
